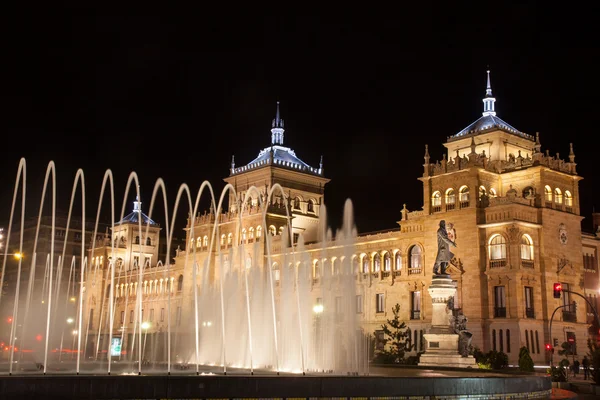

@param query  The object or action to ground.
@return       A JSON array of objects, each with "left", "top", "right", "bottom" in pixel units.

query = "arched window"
[
  {"left": 352, "top": 257, "right": 360, "bottom": 274},
  {"left": 479, "top": 186, "right": 487, "bottom": 200},
  {"left": 333, "top": 258, "right": 341, "bottom": 275},
  {"left": 196, "top": 237, "right": 202, "bottom": 248},
  {"left": 177, "top": 274, "right": 183, "bottom": 292},
  {"left": 373, "top": 253, "right": 381, "bottom": 272},
  {"left": 278, "top": 226, "right": 285, "bottom": 236},
  {"left": 269, "top": 225, "right": 277, "bottom": 236},
  {"left": 459, "top": 186, "right": 470, "bottom": 207},
  {"left": 362, "top": 256, "right": 369, "bottom": 274},
  {"left": 394, "top": 252, "right": 402, "bottom": 271},
  {"left": 307, "top": 199, "right": 315, "bottom": 213},
  {"left": 294, "top": 197, "right": 301, "bottom": 210},
  {"left": 256, "top": 226, "right": 262, "bottom": 240},
  {"left": 431, "top": 191, "right": 441, "bottom": 212},
  {"left": 383, "top": 253, "right": 391, "bottom": 271},
  {"left": 409, "top": 246, "right": 422, "bottom": 270},
  {"left": 488, "top": 234, "right": 507, "bottom": 268},
  {"left": 220, "top": 234, "right": 226, "bottom": 247},
  {"left": 227, "top": 233, "right": 233, "bottom": 246},
  {"left": 203, "top": 236, "right": 208, "bottom": 249},
  {"left": 554, "top": 188, "right": 563, "bottom": 204},
  {"left": 241, "top": 229, "right": 247, "bottom": 244},
  {"left": 489, "top": 188, "right": 497, "bottom": 197},
  {"left": 313, "top": 260, "right": 320, "bottom": 279},
  {"left": 565, "top": 191, "right": 573, "bottom": 207},
  {"left": 146, "top": 237, "right": 152, "bottom": 246},
  {"left": 544, "top": 185, "right": 552, "bottom": 202},
  {"left": 445, "top": 189, "right": 455, "bottom": 210},
  {"left": 521, "top": 235, "right": 534, "bottom": 267},
  {"left": 248, "top": 228, "right": 255, "bottom": 242}
]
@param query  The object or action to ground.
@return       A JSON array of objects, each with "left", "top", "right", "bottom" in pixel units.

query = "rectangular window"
[
  {"left": 376, "top": 293, "right": 385, "bottom": 313},
  {"left": 89, "top": 308, "right": 94, "bottom": 329},
  {"left": 176, "top": 306, "right": 182, "bottom": 326},
  {"left": 494, "top": 286, "right": 506, "bottom": 317},
  {"left": 120, "top": 311, "right": 125, "bottom": 324},
  {"left": 130, "top": 310, "right": 134, "bottom": 323},
  {"left": 562, "top": 283, "right": 571, "bottom": 308},
  {"left": 149, "top": 309, "right": 154, "bottom": 322},
  {"left": 161, "top": 308, "right": 165, "bottom": 322},
  {"left": 411, "top": 291, "right": 421, "bottom": 320},
  {"left": 356, "top": 295, "right": 363, "bottom": 314},
  {"left": 524, "top": 286, "right": 534, "bottom": 318},
  {"left": 375, "top": 329, "right": 385, "bottom": 350}
]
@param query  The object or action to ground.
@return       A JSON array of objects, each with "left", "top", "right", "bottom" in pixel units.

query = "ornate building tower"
[{"left": 418, "top": 70, "right": 585, "bottom": 359}]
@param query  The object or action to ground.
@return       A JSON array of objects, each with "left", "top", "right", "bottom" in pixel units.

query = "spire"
[
  {"left": 230, "top": 155, "right": 235, "bottom": 174},
  {"left": 569, "top": 143, "right": 575, "bottom": 163},
  {"left": 133, "top": 187, "right": 141, "bottom": 212},
  {"left": 470, "top": 136, "right": 477, "bottom": 155},
  {"left": 424, "top": 144, "right": 430, "bottom": 164},
  {"left": 271, "top": 101, "right": 285, "bottom": 145},
  {"left": 482, "top": 69, "right": 496, "bottom": 117}
]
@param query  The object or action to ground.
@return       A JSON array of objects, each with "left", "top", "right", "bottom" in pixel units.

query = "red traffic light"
[
  {"left": 553, "top": 283, "right": 562, "bottom": 299},
  {"left": 6, "top": 317, "right": 12, "bottom": 324},
  {"left": 545, "top": 343, "right": 552, "bottom": 350}
]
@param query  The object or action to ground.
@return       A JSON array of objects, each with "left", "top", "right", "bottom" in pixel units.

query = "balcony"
[
  {"left": 489, "top": 259, "right": 507, "bottom": 268},
  {"left": 562, "top": 310, "right": 577, "bottom": 323},
  {"left": 408, "top": 267, "right": 421, "bottom": 275},
  {"left": 521, "top": 260, "right": 534, "bottom": 269},
  {"left": 432, "top": 205, "right": 442, "bottom": 213},
  {"left": 411, "top": 311, "right": 421, "bottom": 320},
  {"left": 525, "top": 308, "right": 535, "bottom": 318},
  {"left": 382, "top": 271, "right": 390, "bottom": 279},
  {"left": 494, "top": 307, "right": 507, "bottom": 318}
]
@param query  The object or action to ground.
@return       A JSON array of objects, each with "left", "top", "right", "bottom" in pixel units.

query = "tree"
[
  {"left": 374, "top": 303, "right": 412, "bottom": 363},
  {"left": 518, "top": 346, "right": 534, "bottom": 372}
]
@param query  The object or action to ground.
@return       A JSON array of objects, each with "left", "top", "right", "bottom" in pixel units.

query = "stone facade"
[{"left": 82, "top": 74, "right": 600, "bottom": 366}]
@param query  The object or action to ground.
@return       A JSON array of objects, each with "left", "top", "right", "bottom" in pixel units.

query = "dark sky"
[{"left": 0, "top": 10, "right": 598, "bottom": 237}]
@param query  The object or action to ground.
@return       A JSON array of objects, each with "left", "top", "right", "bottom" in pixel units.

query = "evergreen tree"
[
  {"left": 376, "top": 303, "right": 412, "bottom": 363},
  {"left": 518, "top": 346, "right": 534, "bottom": 372}
]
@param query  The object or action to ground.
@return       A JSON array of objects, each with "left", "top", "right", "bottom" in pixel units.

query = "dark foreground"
[{"left": 0, "top": 365, "right": 552, "bottom": 400}]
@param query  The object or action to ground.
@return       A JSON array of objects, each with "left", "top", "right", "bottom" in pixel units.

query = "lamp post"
[{"left": 141, "top": 321, "right": 150, "bottom": 364}]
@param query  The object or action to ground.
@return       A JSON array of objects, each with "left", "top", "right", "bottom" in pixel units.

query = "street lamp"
[{"left": 141, "top": 322, "right": 150, "bottom": 363}]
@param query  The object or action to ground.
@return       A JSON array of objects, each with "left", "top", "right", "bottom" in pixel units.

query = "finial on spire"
[
  {"left": 134, "top": 187, "right": 141, "bottom": 212},
  {"left": 569, "top": 143, "right": 575, "bottom": 163},
  {"left": 482, "top": 69, "right": 497, "bottom": 117},
  {"left": 319, "top": 155, "right": 323, "bottom": 169},
  {"left": 424, "top": 144, "right": 430, "bottom": 164},
  {"left": 470, "top": 136, "right": 477, "bottom": 154},
  {"left": 271, "top": 101, "right": 285, "bottom": 145}
]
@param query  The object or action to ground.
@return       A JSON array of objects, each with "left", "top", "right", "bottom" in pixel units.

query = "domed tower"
[{"left": 418, "top": 70, "right": 583, "bottom": 360}]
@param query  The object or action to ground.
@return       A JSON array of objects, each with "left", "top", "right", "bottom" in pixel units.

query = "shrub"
[{"left": 518, "top": 346, "right": 534, "bottom": 372}]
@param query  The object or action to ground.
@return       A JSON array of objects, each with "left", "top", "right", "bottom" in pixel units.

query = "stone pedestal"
[{"left": 418, "top": 275, "right": 477, "bottom": 368}]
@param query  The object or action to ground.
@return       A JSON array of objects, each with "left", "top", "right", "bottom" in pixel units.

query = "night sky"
[{"left": 1, "top": 11, "right": 598, "bottom": 238}]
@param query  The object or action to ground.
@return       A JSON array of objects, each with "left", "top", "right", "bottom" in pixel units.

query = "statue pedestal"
[{"left": 418, "top": 275, "right": 477, "bottom": 368}]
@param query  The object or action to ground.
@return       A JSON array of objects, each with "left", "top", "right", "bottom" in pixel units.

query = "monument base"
[{"left": 418, "top": 352, "right": 478, "bottom": 368}]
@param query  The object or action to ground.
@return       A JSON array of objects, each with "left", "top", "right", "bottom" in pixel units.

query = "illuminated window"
[
  {"left": 269, "top": 225, "right": 276, "bottom": 236},
  {"left": 554, "top": 188, "right": 563, "bottom": 204},
  {"left": 431, "top": 191, "right": 441, "bottom": 211},
  {"left": 227, "top": 233, "right": 233, "bottom": 246},
  {"left": 544, "top": 185, "right": 552, "bottom": 202},
  {"left": 241, "top": 229, "right": 247, "bottom": 243},
  {"left": 488, "top": 234, "right": 507, "bottom": 268},
  {"left": 383, "top": 253, "right": 391, "bottom": 271},
  {"left": 294, "top": 197, "right": 301, "bottom": 210},
  {"left": 394, "top": 252, "right": 402, "bottom": 271},
  {"left": 220, "top": 234, "right": 226, "bottom": 247},
  {"left": 445, "top": 188, "right": 456, "bottom": 210},
  {"left": 459, "top": 186, "right": 470, "bottom": 207},
  {"left": 521, "top": 235, "right": 534, "bottom": 260},
  {"left": 248, "top": 228, "right": 254, "bottom": 241},
  {"left": 196, "top": 237, "right": 201, "bottom": 248},
  {"left": 203, "top": 236, "right": 208, "bottom": 248},
  {"left": 522, "top": 186, "right": 534, "bottom": 199},
  {"left": 565, "top": 191, "right": 573, "bottom": 207},
  {"left": 313, "top": 260, "right": 320, "bottom": 278},
  {"left": 362, "top": 256, "right": 369, "bottom": 274},
  {"left": 409, "top": 245, "right": 422, "bottom": 269},
  {"left": 373, "top": 253, "right": 381, "bottom": 272},
  {"left": 489, "top": 188, "right": 497, "bottom": 197},
  {"left": 256, "top": 226, "right": 262, "bottom": 240},
  {"left": 307, "top": 199, "right": 315, "bottom": 213}
]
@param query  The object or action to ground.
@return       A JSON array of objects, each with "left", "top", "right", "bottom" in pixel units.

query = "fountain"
[{"left": 0, "top": 158, "right": 365, "bottom": 376}]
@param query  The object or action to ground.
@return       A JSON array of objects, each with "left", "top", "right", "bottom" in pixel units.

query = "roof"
[
  {"left": 450, "top": 114, "right": 533, "bottom": 141},
  {"left": 116, "top": 199, "right": 159, "bottom": 226},
  {"left": 231, "top": 145, "right": 323, "bottom": 176}
]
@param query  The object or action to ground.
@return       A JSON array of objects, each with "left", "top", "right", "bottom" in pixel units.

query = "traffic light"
[
  {"left": 553, "top": 282, "right": 562, "bottom": 298},
  {"left": 545, "top": 343, "right": 554, "bottom": 353}
]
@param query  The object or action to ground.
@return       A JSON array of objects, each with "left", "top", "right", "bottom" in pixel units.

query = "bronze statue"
[{"left": 433, "top": 220, "right": 457, "bottom": 275}]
